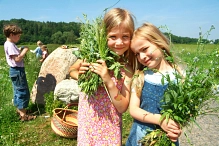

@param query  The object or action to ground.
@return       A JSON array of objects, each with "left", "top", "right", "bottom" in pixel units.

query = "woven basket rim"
[
  {"left": 51, "top": 106, "right": 78, "bottom": 138},
  {"left": 52, "top": 108, "right": 78, "bottom": 113},
  {"left": 52, "top": 108, "right": 78, "bottom": 126}
]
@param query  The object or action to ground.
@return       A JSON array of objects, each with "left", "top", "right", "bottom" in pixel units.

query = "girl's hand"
[
  {"left": 167, "top": 130, "right": 182, "bottom": 142},
  {"left": 160, "top": 118, "right": 182, "bottom": 142},
  {"left": 78, "top": 60, "right": 90, "bottom": 75},
  {"left": 90, "top": 59, "right": 111, "bottom": 83}
]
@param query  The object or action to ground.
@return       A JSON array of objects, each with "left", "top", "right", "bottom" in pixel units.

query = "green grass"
[
  {"left": 0, "top": 44, "right": 218, "bottom": 146},
  {"left": 0, "top": 44, "right": 78, "bottom": 146}
]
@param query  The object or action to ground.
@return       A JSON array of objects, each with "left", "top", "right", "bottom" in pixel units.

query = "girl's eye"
[
  {"left": 123, "top": 36, "right": 130, "bottom": 40},
  {"left": 142, "top": 47, "right": 147, "bottom": 51},
  {"left": 109, "top": 36, "right": 116, "bottom": 40}
]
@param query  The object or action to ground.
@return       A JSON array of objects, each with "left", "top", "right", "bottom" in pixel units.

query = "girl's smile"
[
  {"left": 131, "top": 38, "right": 172, "bottom": 72},
  {"left": 107, "top": 23, "right": 131, "bottom": 56},
  {"left": 131, "top": 39, "right": 162, "bottom": 69}
]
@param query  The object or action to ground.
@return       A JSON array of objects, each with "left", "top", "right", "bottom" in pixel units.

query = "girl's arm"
[
  {"left": 69, "top": 59, "right": 90, "bottom": 80},
  {"left": 90, "top": 60, "right": 133, "bottom": 113},
  {"left": 113, "top": 64, "right": 133, "bottom": 113},
  {"left": 31, "top": 47, "right": 39, "bottom": 53},
  {"left": 129, "top": 90, "right": 162, "bottom": 124},
  {"left": 40, "top": 54, "right": 45, "bottom": 62},
  {"left": 129, "top": 71, "right": 181, "bottom": 142}
]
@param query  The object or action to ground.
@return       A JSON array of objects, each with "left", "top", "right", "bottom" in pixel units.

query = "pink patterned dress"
[{"left": 77, "top": 70, "right": 125, "bottom": 146}]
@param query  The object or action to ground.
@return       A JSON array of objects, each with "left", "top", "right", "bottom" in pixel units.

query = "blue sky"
[{"left": 0, "top": 0, "right": 218, "bottom": 40}]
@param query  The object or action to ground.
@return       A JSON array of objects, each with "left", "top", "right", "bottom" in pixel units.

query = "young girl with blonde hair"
[
  {"left": 126, "top": 23, "right": 182, "bottom": 146},
  {"left": 69, "top": 8, "right": 135, "bottom": 145},
  {"left": 30, "top": 40, "right": 43, "bottom": 58}
]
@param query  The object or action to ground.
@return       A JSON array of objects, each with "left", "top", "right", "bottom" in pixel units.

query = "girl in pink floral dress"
[{"left": 69, "top": 8, "right": 135, "bottom": 146}]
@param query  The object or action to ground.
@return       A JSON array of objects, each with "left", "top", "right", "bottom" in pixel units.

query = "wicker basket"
[{"left": 51, "top": 104, "right": 78, "bottom": 138}]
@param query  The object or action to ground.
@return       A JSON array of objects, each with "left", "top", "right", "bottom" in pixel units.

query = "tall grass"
[
  {"left": 0, "top": 44, "right": 218, "bottom": 145},
  {"left": 172, "top": 44, "right": 218, "bottom": 63},
  {"left": 0, "top": 44, "right": 76, "bottom": 146}
]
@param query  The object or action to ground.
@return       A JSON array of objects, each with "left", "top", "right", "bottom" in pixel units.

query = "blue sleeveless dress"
[{"left": 126, "top": 69, "right": 179, "bottom": 146}]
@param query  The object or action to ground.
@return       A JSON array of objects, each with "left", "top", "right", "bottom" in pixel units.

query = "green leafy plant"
[
  {"left": 73, "top": 14, "right": 124, "bottom": 96},
  {"left": 138, "top": 25, "right": 219, "bottom": 146},
  {"left": 44, "top": 91, "right": 66, "bottom": 116}
]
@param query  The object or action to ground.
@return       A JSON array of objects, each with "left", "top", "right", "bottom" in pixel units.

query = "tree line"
[
  {"left": 0, "top": 19, "right": 218, "bottom": 45},
  {"left": 0, "top": 18, "right": 81, "bottom": 45}
]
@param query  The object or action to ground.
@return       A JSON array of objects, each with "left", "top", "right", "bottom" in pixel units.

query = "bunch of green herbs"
[
  {"left": 74, "top": 14, "right": 123, "bottom": 96},
  {"left": 139, "top": 25, "right": 219, "bottom": 146}
]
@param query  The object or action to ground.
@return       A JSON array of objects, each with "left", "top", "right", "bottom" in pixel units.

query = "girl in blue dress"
[{"left": 126, "top": 23, "right": 182, "bottom": 146}]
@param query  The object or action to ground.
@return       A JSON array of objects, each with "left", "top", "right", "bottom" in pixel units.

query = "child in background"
[
  {"left": 69, "top": 8, "right": 135, "bottom": 145},
  {"left": 3, "top": 24, "right": 36, "bottom": 121},
  {"left": 40, "top": 45, "right": 49, "bottom": 62},
  {"left": 126, "top": 23, "right": 182, "bottom": 146},
  {"left": 30, "top": 40, "right": 43, "bottom": 58}
]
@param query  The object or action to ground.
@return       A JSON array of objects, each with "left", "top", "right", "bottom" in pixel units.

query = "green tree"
[
  {"left": 51, "top": 31, "right": 63, "bottom": 44},
  {"left": 66, "top": 30, "right": 78, "bottom": 44},
  {"left": 0, "top": 34, "right": 5, "bottom": 45},
  {"left": 214, "top": 39, "right": 219, "bottom": 44}
]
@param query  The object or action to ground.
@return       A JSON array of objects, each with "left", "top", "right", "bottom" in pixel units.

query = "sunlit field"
[{"left": 0, "top": 43, "right": 218, "bottom": 145}]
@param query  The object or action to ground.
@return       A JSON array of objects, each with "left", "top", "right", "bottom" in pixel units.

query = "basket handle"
[
  {"left": 61, "top": 102, "right": 78, "bottom": 120},
  {"left": 54, "top": 102, "right": 78, "bottom": 120}
]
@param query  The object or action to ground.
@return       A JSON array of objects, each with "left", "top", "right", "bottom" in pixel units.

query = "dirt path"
[{"left": 179, "top": 101, "right": 219, "bottom": 146}]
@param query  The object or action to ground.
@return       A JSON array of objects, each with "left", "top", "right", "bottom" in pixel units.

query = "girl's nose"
[{"left": 115, "top": 38, "right": 124, "bottom": 45}]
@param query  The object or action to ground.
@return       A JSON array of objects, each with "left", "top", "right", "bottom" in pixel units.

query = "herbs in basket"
[
  {"left": 73, "top": 14, "right": 124, "bottom": 96},
  {"left": 138, "top": 26, "right": 219, "bottom": 146}
]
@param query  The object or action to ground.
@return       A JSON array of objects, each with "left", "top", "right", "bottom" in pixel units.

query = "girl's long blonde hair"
[
  {"left": 104, "top": 8, "right": 136, "bottom": 70},
  {"left": 132, "top": 22, "right": 172, "bottom": 71},
  {"left": 131, "top": 23, "right": 184, "bottom": 96}
]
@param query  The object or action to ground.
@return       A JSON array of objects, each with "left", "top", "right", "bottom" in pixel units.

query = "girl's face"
[
  {"left": 131, "top": 39, "right": 164, "bottom": 70},
  {"left": 10, "top": 34, "right": 21, "bottom": 43},
  {"left": 41, "top": 47, "right": 46, "bottom": 51},
  {"left": 107, "top": 23, "right": 131, "bottom": 56}
]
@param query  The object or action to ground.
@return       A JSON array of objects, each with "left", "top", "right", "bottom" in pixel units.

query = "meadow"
[{"left": 0, "top": 43, "right": 218, "bottom": 146}]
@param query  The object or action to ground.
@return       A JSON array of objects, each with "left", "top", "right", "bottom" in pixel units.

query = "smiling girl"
[
  {"left": 69, "top": 8, "right": 135, "bottom": 145},
  {"left": 126, "top": 23, "right": 182, "bottom": 146}
]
